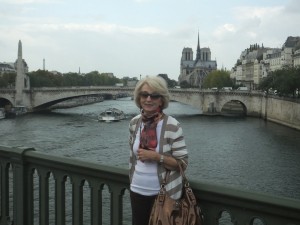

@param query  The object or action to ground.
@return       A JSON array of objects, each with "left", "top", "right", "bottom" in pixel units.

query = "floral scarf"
[{"left": 139, "top": 108, "right": 163, "bottom": 150}]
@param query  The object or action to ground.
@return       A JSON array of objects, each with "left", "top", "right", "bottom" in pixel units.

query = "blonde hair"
[{"left": 134, "top": 76, "right": 170, "bottom": 109}]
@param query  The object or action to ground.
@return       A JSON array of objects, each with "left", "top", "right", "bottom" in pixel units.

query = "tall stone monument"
[{"left": 15, "top": 40, "right": 30, "bottom": 106}]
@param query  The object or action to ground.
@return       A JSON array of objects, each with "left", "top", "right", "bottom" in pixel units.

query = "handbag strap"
[
  {"left": 161, "top": 161, "right": 198, "bottom": 206},
  {"left": 162, "top": 159, "right": 189, "bottom": 186}
]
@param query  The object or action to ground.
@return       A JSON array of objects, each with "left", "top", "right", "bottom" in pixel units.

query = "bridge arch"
[
  {"left": 33, "top": 94, "right": 107, "bottom": 110},
  {"left": 169, "top": 89, "right": 263, "bottom": 117},
  {"left": 0, "top": 97, "right": 14, "bottom": 109},
  {"left": 0, "top": 89, "right": 18, "bottom": 112},
  {"left": 215, "top": 92, "right": 262, "bottom": 117},
  {"left": 220, "top": 100, "right": 247, "bottom": 116},
  {"left": 30, "top": 87, "right": 134, "bottom": 110}
]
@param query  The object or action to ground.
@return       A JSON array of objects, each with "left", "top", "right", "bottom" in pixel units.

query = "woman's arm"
[
  {"left": 136, "top": 116, "right": 188, "bottom": 171},
  {"left": 137, "top": 149, "right": 179, "bottom": 170}
]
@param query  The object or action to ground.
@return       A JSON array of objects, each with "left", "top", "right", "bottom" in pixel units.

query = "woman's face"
[{"left": 139, "top": 83, "right": 163, "bottom": 114}]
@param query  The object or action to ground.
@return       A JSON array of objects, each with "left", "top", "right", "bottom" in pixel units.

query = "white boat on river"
[{"left": 98, "top": 108, "right": 125, "bottom": 122}]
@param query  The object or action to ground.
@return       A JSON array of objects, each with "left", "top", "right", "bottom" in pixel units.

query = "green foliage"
[
  {"left": 63, "top": 73, "right": 83, "bottom": 86},
  {"left": 203, "top": 70, "right": 233, "bottom": 89},
  {"left": 28, "top": 70, "right": 62, "bottom": 87},
  {"left": 258, "top": 66, "right": 300, "bottom": 97},
  {"left": 179, "top": 80, "right": 190, "bottom": 88},
  {"left": 0, "top": 72, "right": 16, "bottom": 87},
  {"left": 157, "top": 74, "right": 178, "bottom": 88},
  {"left": 27, "top": 70, "right": 122, "bottom": 87}
]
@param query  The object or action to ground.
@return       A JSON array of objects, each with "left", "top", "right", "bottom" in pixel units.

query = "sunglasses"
[{"left": 139, "top": 92, "right": 162, "bottom": 99}]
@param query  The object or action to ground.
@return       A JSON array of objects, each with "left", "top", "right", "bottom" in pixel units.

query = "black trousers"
[{"left": 130, "top": 190, "right": 156, "bottom": 225}]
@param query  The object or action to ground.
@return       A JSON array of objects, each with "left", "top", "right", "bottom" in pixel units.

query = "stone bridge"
[
  {"left": 0, "top": 87, "right": 266, "bottom": 117},
  {"left": 170, "top": 89, "right": 265, "bottom": 117}
]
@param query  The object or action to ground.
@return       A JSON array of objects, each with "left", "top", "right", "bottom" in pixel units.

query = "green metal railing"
[{"left": 0, "top": 146, "right": 300, "bottom": 225}]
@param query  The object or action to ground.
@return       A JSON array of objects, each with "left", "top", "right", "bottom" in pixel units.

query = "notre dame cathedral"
[{"left": 178, "top": 33, "right": 217, "bottom": 88}]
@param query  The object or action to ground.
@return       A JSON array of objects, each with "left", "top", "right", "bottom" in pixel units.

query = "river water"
[
  {"left": 1, "top": 97, "right": 300, "bottom": 202},
  {"left": 0, "top": 98, "right": 300, "bottom": 224}
]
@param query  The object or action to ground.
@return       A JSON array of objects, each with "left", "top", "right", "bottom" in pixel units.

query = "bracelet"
[{"left": 160, "top": 155, "right": 164, "bottom": 163}]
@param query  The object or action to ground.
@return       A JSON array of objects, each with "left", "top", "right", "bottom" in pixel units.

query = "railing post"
[
  {"left": 39, "top": 169, "right": 50, "bottom": 225},
  {"left": 110, "top": 185, "right": 124, "bottom": 225},
  {"left": 72, "top": 177, "right": 84, "bottom": 225},
  {"left": 12, "top": 147, "right": 35, "bottom": 225},
  {"left": 54, "top": 172, "right": 66, "bottom": 225},
  {"left": 26, "top": 167, "right": 34, "bottom": 225},
  {"left": 89, "top": 179, "right": 102, "bottom": 225},
  {"left": 0, "top": 162, "right": 10, "bottom": 225}
]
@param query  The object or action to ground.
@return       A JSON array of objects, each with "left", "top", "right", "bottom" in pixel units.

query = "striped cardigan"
[{"left": 129, "top": 114, "right": 188, "bottom": 199}]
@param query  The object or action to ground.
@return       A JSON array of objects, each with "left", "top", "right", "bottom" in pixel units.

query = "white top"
[{"left": 130, "top": 120, "right": 163, "bottom": 196}]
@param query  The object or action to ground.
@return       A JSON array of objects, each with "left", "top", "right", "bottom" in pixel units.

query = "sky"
[{"left": 0, "top": 0, "right": 300, "bottom": 80}]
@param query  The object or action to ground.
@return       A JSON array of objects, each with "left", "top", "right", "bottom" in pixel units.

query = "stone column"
[{"left": 15, "top": 40, "right": 25, "bottom": 106}]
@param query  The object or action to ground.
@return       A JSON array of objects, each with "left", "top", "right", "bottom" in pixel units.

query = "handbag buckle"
[
  {"left": 158, "top": 187, "right": 166, "bottom": 204},
  {"left": 185, "top": 187, "right": 197, "bottom": 205},
  {"left": 174, "top": 200, "right": 181, "bottom": 211}
]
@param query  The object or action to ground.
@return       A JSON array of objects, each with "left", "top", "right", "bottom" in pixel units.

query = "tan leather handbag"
[{"left": 148, "top": 164, "right": 204, "bottom": 225}]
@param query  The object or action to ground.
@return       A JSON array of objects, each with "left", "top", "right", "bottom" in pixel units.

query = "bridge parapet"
[
  {"left": 0, "top": 87, "right": 266, "bottom": 117},
  {"left": 0, "top": 88, "right": 15, "bottom": 93},
  {"left": 1, "top": 145, "right": 299, "bottom": 225}
]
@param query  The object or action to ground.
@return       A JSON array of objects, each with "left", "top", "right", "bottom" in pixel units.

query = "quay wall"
[{"left": 265, "top": 96, "right": 300, "bottom": 130}]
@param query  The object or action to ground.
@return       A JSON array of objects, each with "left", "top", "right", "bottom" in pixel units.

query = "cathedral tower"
[{"left": 178, "top": 33, "right": 217, "bottom": 87}]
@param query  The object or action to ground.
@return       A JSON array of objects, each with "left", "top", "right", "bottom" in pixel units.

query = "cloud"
[
  {"left": 1, "top": 0, "right": 299, "bottom": 79},
  {"left": 12, "top": 22, "right": 164, "bottom": 36},
  {"left": 0, "top": 0, "right": 61, "bottom": 4},
  {"left": 233, "top": 5, "right": 283, "bottom": 20},
  {"left": 209, "top": 2, "right": 300, "bottom": 70},
  {"left": 133, "top": 0, "right": 151, "bottom": 3},
  {"left": 212, "top": 4, "right": 299, "bottom": 45},
  {"left": 213, "top": 24, "right": 236, "bottom": 40},
  {"left": 284, "top": 0, "right": 300, "bottom": 14}
]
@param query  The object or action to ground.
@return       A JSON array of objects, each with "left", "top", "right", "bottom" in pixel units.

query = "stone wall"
[{"left": 265, "top": 96, "right": 300, "bottom": 130}]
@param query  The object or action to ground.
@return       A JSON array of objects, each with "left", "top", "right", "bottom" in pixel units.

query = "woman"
[{"left": 129, "top": 76, "right": 188, "bottom": 225}]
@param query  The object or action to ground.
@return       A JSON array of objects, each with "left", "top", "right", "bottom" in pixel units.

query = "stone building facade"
[{"left": 230, "top": 36, "right": 300, "bottom": 89}]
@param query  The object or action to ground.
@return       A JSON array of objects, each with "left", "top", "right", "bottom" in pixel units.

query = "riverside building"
[{"left": 230, "top": 36, "right": 300, "bottom": 90}]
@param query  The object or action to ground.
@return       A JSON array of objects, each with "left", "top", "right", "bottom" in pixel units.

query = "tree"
[
  {"left": 0, "top": 72, "right": 16, "bottom": 88},
  {"left": 258, "top": 73, "right": 274, "bottom": 93},
  {"left": 27, "top": 70, "right": 123, "bottom": 87},
  {"left": 157, "top": 74, "right": 177, "bottom": 88},
  {"left": 258, "top": 66, "right": 300, "bottom": 98},
  {"left": 28, "top": 70, "right": 63, "bottom": 87},
  {"left": 63, "top": 73, "right": 83, "bottom": 86},
  {"left": 179, "top": 80, "right": 190, "bottom": 88},
  {"left": 203, "top": 70, "right": 233, "bottom": 89}
]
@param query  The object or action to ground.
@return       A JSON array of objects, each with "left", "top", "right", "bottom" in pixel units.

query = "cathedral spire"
[{"left": 196, "top": 31, "right": 201, "bottom": 61}]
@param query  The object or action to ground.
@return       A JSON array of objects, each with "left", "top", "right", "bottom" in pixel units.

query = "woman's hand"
[
  {"left": 137, "top": 148, "right": 157, "bottom": 162},
  {"left": 137, "top": 148, "right": 179, "bottom": 170}
]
